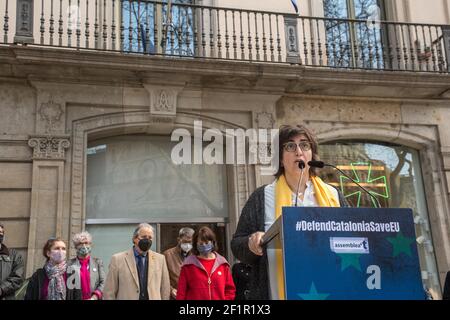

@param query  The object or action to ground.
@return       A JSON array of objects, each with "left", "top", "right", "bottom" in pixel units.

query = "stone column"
[
  {"left": 441, "top": 25, "right": 450, "bottom": 72},
  {"left": 284, "top": 15, "right": 301, "bottom": 64},
  {"left": 14, "top": 0, "right": 34, "bottom": 44},
  {"left": 26, "top": 136, "right": 70, "bottom": 276}
]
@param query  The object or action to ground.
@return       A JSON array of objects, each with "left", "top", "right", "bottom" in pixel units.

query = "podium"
[{"left": 262, "top": 207, "right": 426, "bottom": 300}]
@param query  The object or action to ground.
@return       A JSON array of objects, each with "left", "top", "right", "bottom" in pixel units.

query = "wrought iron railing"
[
  {"left": 294, "top": 16, "right": 449, "bottom": 72},
  {"left": 2, "top": 0, "right": 450, "bottom": 73}
]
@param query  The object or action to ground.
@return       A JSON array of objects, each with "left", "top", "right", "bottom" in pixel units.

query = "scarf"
[
  {"left": 273, "top": 174, "right": 340, "bottom": 299},
  {"left": 44, "top": 261, "right": 67, "bottom": 300},
  {"left": 79, "top": 257, "right": 92, "bottom": 300}
]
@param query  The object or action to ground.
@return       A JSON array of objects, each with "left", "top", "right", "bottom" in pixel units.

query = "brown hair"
[
  {"left": 274, "top": 124, "right": 320, "bottom": 179},
  {"left": 42, "top": 237, "right": 66, "bottom": 261},
  {"left": 191, "top": 226, "right": 218, "bottom": 256}
]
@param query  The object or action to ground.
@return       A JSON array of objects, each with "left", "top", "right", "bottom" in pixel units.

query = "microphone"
[
  {"left": 307, "top": 161, "right": 381, "bottom": 208},
  {"left": 298, "top": 160, "right": 306, "bottom": 170},
  {"left": 307, "top": 160, "right": 325, "bottom": 168},
  {"left": 294, "top": 160, "right": 306, "bottom": 207}
]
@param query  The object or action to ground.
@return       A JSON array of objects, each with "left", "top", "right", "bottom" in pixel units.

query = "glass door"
[{"left": 323, "top": 0, "right": 386, "bottom": 69}]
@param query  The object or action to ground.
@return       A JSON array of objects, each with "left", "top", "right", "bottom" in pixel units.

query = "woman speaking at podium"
[{"left": 231, "top": 124, "right": 348, "bottom": 300}]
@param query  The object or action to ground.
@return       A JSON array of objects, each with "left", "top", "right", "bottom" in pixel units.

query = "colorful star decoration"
[
  {"left": 387, "top": 232, "right": 415, "bottom": 257},
  {"left": 297, "top": 282, "right": 330, "bottom": 300},
  {"left": 337, "top": 253, "right": 363, "bottom": 272},
  {"left": 339, "top": 162, "right": 389, "bottom": 208}
]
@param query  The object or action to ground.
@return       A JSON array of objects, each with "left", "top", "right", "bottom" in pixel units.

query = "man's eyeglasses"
[{"left": 283, "top": 141, "right": 312, "bottom": 152}]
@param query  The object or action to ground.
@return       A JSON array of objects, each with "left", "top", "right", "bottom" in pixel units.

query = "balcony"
[{"left": 2, "top": 0, "right": 450, "bottom": 73}]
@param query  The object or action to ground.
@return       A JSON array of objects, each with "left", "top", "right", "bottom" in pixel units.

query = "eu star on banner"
[{"left": 277, "top": 207, "right": 425, "bottom": 300}]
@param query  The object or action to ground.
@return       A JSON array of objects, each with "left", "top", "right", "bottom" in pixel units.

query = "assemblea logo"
[{"left": 170, "top": 121, "right": 279, "bottom": 176}]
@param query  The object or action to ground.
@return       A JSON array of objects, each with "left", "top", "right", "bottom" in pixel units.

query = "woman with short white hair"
[{"left": 66, "top": 231, "right": 105, "bottom": 300}]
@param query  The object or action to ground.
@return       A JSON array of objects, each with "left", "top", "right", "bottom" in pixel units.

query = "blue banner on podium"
[{"left": 281, "top": 207, "right": 425, "bottom": 300}]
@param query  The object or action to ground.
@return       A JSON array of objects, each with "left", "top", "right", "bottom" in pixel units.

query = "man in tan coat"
[
  {"left": 104, "top": 223, "right": 170, "bottom": 300},
  {"left": 163, "top": 227, "right": 194, "bottom": 299}
]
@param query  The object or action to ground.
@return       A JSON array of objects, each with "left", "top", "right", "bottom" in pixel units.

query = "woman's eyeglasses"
[{"left": 283, "top": 141, "right": 312, "bottom": 152}]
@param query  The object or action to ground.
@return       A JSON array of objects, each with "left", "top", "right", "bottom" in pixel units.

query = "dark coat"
[
  {"left": 0, "top": 244, "right": 24, "bottom": 300},
  {"left": 24, "top": 268, "right": 47, "bottom": 300},
  {"left": 443, "top": 271, "right": 450, "bottom": 300},
  {"left": 232, "top": 262, "right": 252, "bottom": 300},
  {"left": 230, "top": 184, "right": 349, "bottom": 300}
]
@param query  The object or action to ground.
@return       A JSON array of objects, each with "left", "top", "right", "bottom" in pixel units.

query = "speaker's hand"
[{"left": 248, "top": 231, "right": 265, "bottom": 256}]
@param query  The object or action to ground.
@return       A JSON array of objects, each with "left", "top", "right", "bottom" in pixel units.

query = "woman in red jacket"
[{"left": 176, "top": 226, "right": 235, "bottom": 300}]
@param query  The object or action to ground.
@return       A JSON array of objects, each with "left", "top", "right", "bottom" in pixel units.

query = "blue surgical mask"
[{"left": 197, "top": 242, "right": 214, "bottom": 255}]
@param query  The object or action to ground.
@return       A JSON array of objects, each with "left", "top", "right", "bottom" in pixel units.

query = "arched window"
[
  {"left": 319, "top": 140, "right": 440, "bottom": 296},
  {"left": 85, "top": 134, "right": 229, "bottom": 272}
]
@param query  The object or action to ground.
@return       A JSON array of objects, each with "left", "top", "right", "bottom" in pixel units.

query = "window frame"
[
  {"left": 318, "top": 139, "right": 442, "bottom": 296},
  {"left": 323, "top": 0, "right": 388, "bottom": 68}
]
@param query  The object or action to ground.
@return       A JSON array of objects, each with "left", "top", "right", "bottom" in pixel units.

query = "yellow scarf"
[{"left": 273, "top": 174, "right": 340, "bottom": 299}]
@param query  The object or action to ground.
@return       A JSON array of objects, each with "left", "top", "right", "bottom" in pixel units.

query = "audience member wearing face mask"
[
  {"left": 163, "top": 227, "right": 195, "bottom": 299},
  {"left": 176, "top": 226, "right": 236, "bottom": 300},
  {"left": 25, "top": 238, "right": 67, "bottom": 300},
  {"left": 103, "top": 223, "right": 170, "bottom": 300},
  {"left": 66, "top": 231, "right": 105, "bottom": 300},
  {"left": 0, "top": 222, "right": 24, "bottom": 300}
]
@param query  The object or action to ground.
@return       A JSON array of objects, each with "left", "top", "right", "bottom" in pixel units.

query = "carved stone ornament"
[
  {"left": 151, "top": 89, "right": 177, "bottom": 115},
  {"left": 284, "top": 16, "right": 301, "bottom": 64},
  {"left": 287, "top": 26, "right": 298, "bottom": 52},
  {"left": 28, "top": 136, "right": 70, "bottom": 160},
  {"left": 39, "top": 99, "right": 64, "bottom": 134},
  {"left": 156, "top": 90, "right": 173, "bottom": 112},
  {"left": 144, "top": 84, "right": 184, "bottom": 116},
  {"left": 255, "top": 112, "right": 275, "bottom": 129}
]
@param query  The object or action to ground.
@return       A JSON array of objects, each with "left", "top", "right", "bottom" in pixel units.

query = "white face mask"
[{"left": 180, "top": 243, "right": 193, "bottom": 253}]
